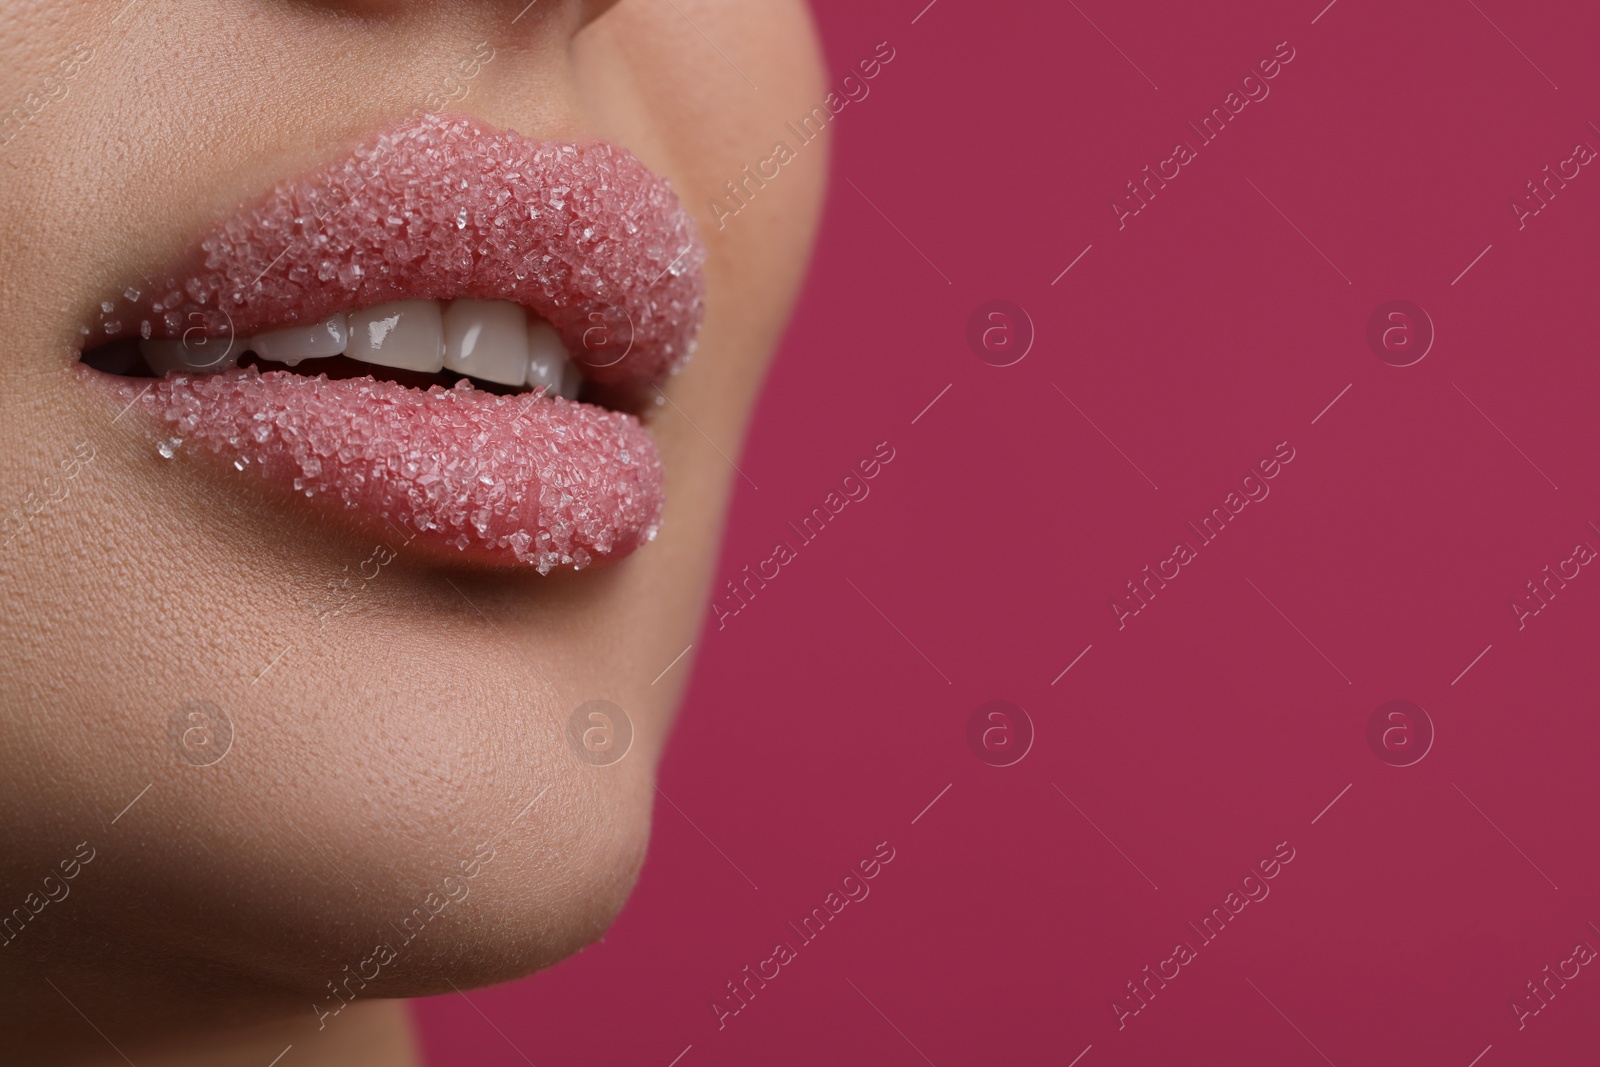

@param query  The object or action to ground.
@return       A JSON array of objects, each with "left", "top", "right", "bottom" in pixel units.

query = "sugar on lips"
[{"left": 80, "top": 113, "right": 708, "bottom": 573}]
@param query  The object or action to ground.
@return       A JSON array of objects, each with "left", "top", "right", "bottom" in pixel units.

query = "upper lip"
[{"left": 92, "top": 112, "right": 707, "bottom": 386}]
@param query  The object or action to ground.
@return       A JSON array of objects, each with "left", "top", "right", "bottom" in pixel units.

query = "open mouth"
[
  {"left": 87, "top": 299, "right": 592, "bottom": 399},
  {"left": 77, "top": 114, "right": 706, "bottom": 574}
]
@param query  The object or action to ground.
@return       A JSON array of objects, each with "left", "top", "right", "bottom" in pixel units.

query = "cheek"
[{"left": 589, "top": 0, "right": 830, "bottom": 252}]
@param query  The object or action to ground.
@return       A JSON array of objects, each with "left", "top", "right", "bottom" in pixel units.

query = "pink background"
[{"left": 418, "top": 0, "right": 1600, "bottom": 1063}]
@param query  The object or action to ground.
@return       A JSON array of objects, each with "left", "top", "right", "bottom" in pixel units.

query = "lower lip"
[{"left": 91, "top": 365, "right": 663, "bottom": 572}]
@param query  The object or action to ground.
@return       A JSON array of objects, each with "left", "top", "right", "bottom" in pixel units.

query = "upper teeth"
[{"left": 138, "top": 299, "right": 581, "bottom": 398}]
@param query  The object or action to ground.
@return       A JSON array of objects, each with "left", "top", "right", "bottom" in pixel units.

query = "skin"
[{"left": 0, "top": 1, "right": 826, "bottom": 1063}]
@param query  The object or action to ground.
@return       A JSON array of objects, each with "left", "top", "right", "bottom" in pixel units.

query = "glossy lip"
[{"left": 81, "top": 113, "right": 707, "bottom": 573}]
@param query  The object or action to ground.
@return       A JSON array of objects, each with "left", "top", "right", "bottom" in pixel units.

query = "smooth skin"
[{"left": 0, "top": 1, "right": 826, "bottom": 1063}]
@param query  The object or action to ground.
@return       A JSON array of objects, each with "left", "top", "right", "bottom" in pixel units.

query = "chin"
[{"left": 65, "top": 658, "right": 660, "bottom": 1019}]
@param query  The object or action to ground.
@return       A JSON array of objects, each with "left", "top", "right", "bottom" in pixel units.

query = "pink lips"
[
  {"left": 136, "top": 370, "right": 664, "bottom": 573},
  {"left": 88, "top": 114, "right": 707, "bottom": 572}
]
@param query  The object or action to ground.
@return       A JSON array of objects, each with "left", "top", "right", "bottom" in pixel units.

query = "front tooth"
[
  {"left": 526, "top": 320, "right": 570, "bottom": 396},
  {"left": 346, "top": 301, "right": 444, "bottom": 373},
  {"left": 443, "top": 300, "right": 528, "bottom": 387},
  {"left": 140, "top": 336, "right": 242, "bottom": 375},
  {"left": 249, "top": 312, "right": 348, "bottom": 366}
]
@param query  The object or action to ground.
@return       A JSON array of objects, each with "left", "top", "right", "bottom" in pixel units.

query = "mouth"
[{"left": 77, "top": 113, "right": 706, "bottom": 574}]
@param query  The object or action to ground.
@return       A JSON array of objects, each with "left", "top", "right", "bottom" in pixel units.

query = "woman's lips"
[{"left": 85, "top": 114, "right": 706, "bottom": 572}]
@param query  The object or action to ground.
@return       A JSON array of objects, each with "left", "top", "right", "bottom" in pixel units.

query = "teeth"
[
  {"left": 347, "top": 301, "right": 445, "bottom": 373},
  {"left": 249, "top": 312, "right": 348, "bottom": 366},
  {"left": 140, "top": 336, "right": 242, "bottom": 375},
  {"left": 443, "top": 300, "right": 528, "bottom": 387},
  {"left": 141, "top": 299, "right": 584, "bottom": 396},
  {"left": 526, "top": 320, "right": 571, "bottom": 396}
]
